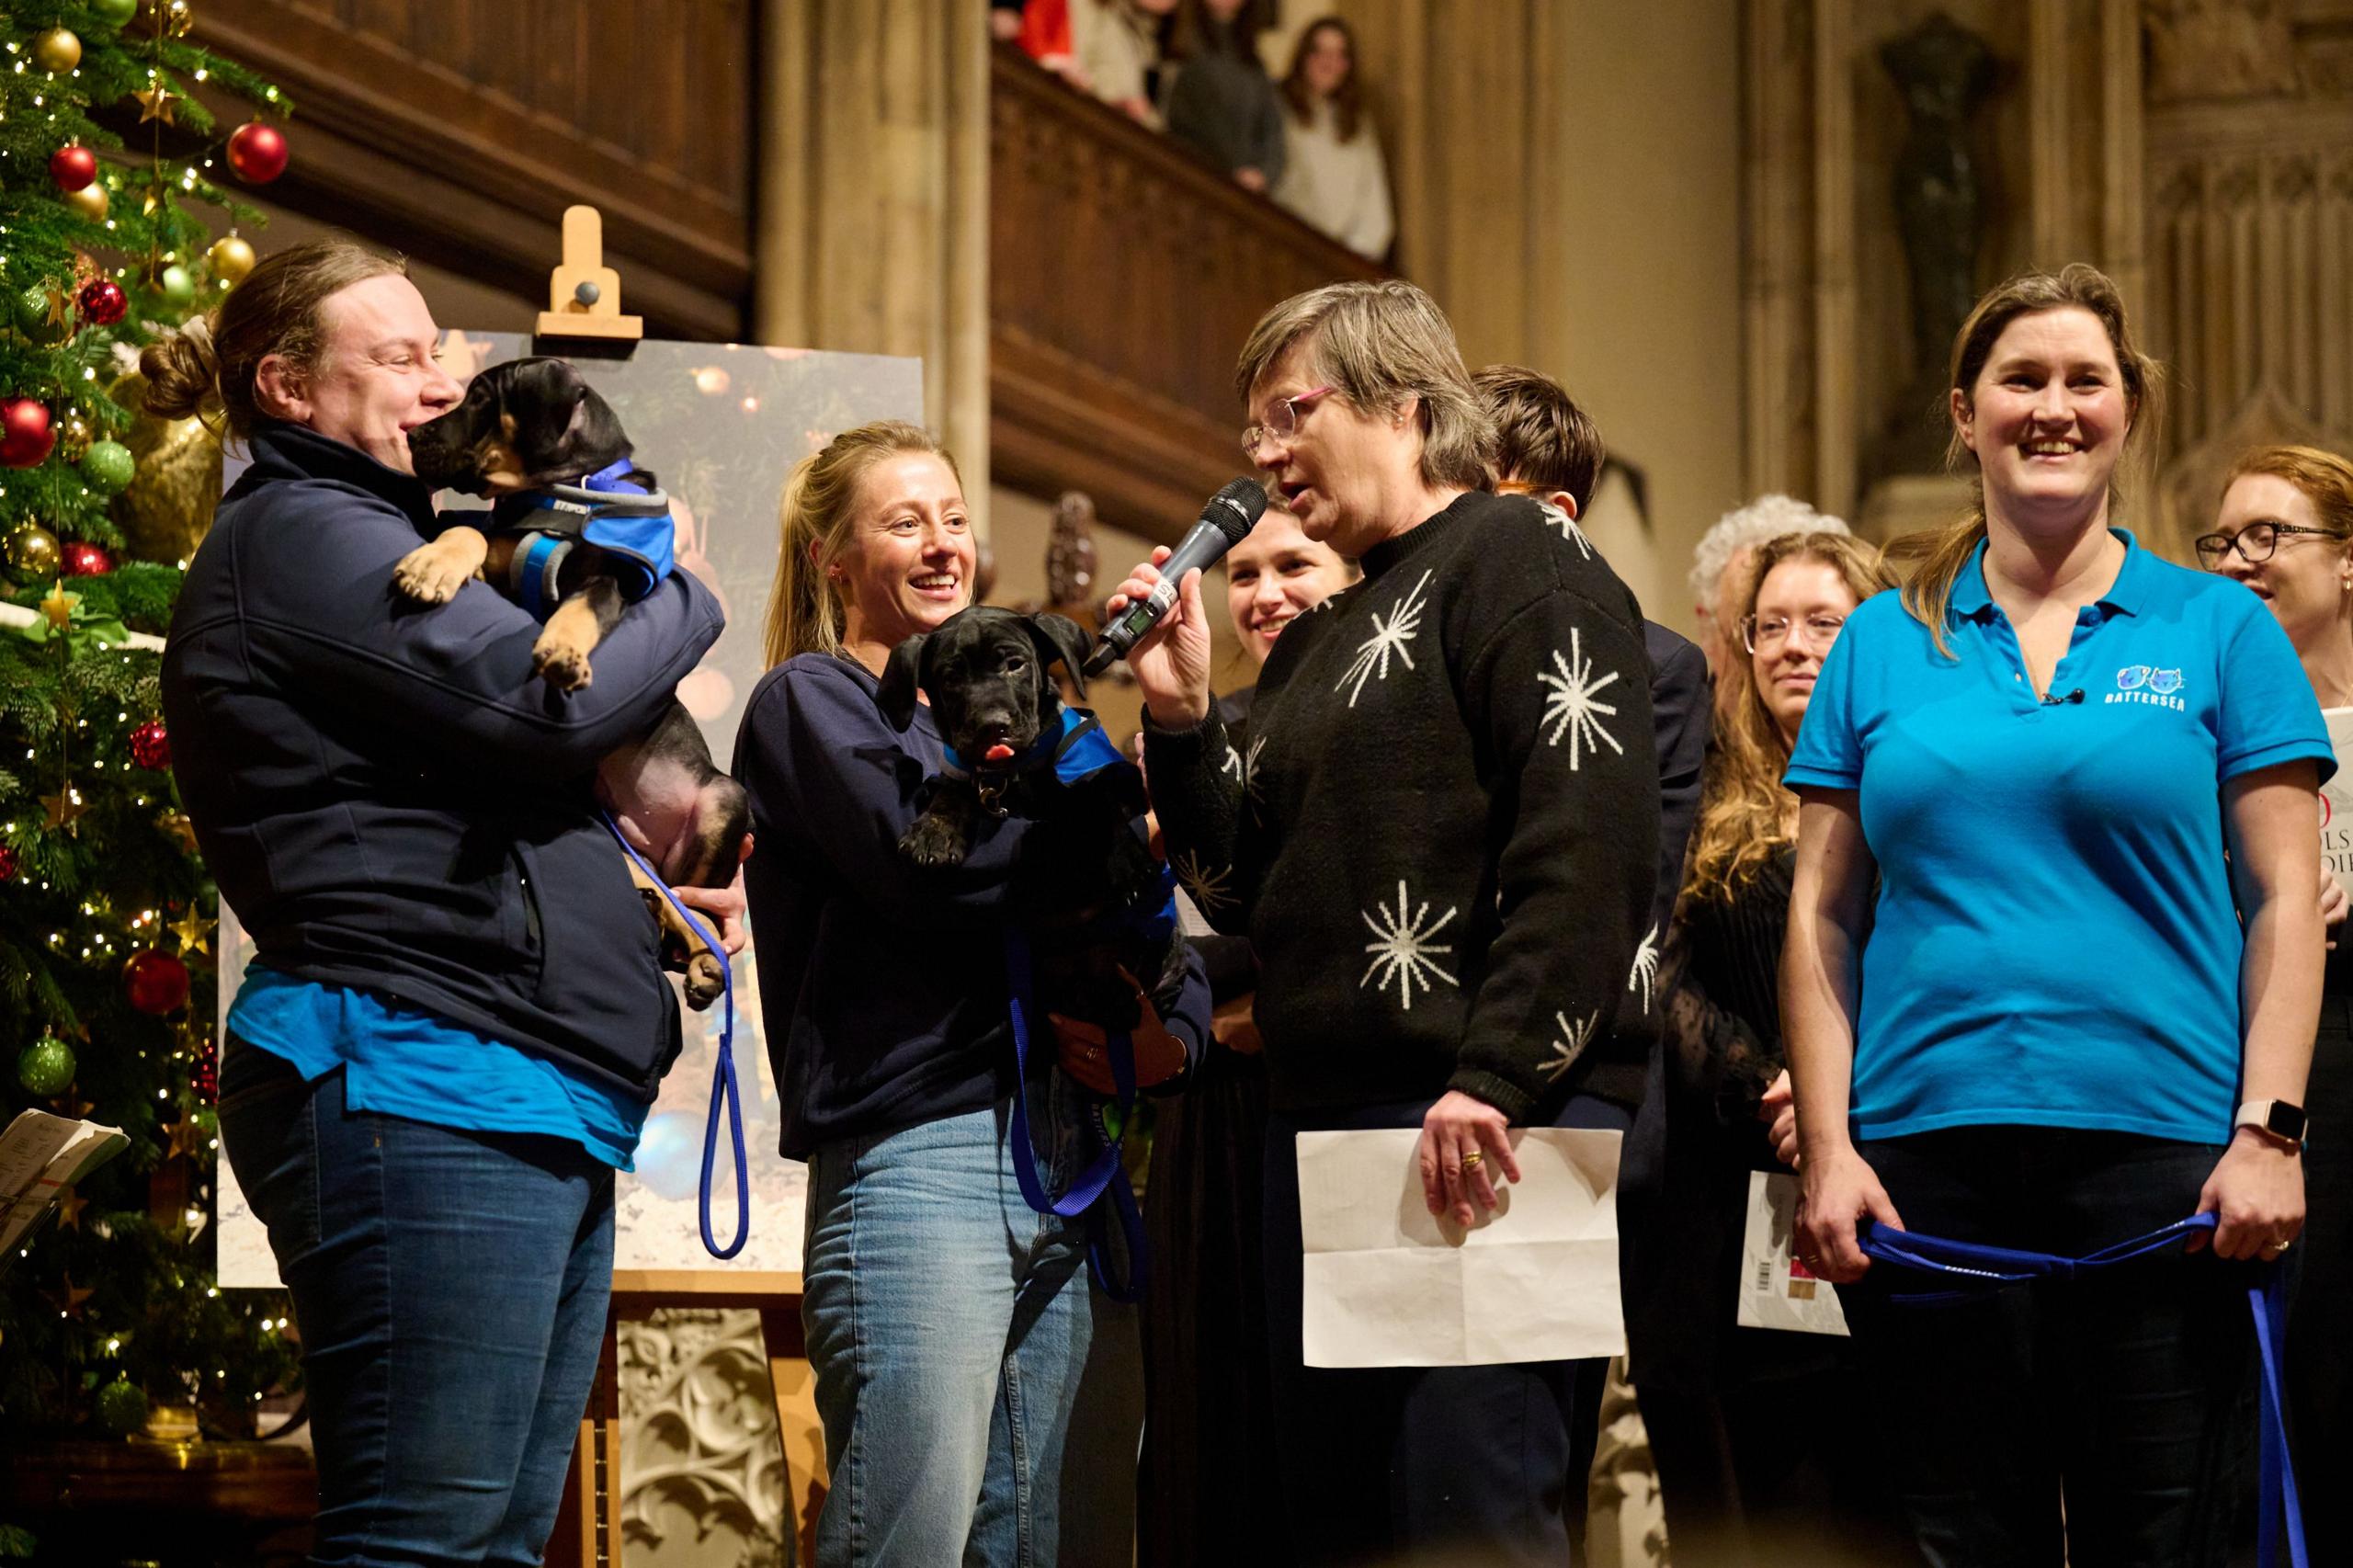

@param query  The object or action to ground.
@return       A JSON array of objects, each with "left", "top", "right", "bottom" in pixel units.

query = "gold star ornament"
[
  {"left": 162, "top": 1110, "right": 204, "bottom": 1161},
  {"left": 40, "top": 790, "right": 88, "bottom": 831},
  {"left": 40, "top": 580, "right": 78, "bottom": 631},
  {"left": 168, "top": 906, "right": 214, "bottom": 956},
  {"left": 133, "top": 85, "right": 180, "bottom": 125},
  {"left": 56, "top": 1185, "right": 87, "bottom": 1233}
]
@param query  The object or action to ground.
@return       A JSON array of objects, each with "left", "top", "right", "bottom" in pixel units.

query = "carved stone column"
[{"left": 756, "top": 0, "right": 991, "bottom": 518}]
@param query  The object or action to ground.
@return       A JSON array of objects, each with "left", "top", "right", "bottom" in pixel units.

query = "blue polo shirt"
[{"left": 1786, "top": 529, "right": 2333, "bottom": 1144}]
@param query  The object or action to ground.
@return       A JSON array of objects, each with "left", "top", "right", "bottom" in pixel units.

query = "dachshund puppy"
[
  {"left": 395, "top": 356, "right": 749, "bottom": 1008},
  {"left": 878, "top": 607, "right": 1187, "bottom": 1033}
]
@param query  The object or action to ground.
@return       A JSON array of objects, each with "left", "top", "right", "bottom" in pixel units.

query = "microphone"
[
  {"left": 2040, "top": 687, "right": 2085, "bottom": 706},
  {"left": 1083, "top": 477, "right": 1267, "bottom": 676}
]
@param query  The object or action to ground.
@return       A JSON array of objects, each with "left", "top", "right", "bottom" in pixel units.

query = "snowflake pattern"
[
  {"left": 1242, "top": 735, "right": 1267, "bottom": 801},
  {"left": 1335, "top": 570, "right": 1434, "bottom": 708},
  {"left": 1626, "top": 923, "right": 1661, "bottom": 1014},
  {"left": 1360, "top": 878, "right": 1460, "bottom": 1009},
  {"left": 1543, "top": 1010, "right": 1601, "bottom": 1080},
  {"left": 1536, "top": 628, "right": 1626, "bottom": 768},
  {"left": 1222, "top": 744, "right": 1245, "bottom": 783},
  {"left": 1537, "top": 499, "right": 1595, "bottom": 560},
  {"left": 1173, "top": 848, "right": 1235, "bottom": 916}
]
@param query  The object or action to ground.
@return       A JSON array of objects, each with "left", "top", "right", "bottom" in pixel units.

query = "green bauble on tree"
[
  {"left": 94, "top": 1379, "right": 147, "bottom": 1437},
  {"left": 82, "top": 440, "right": 136, "bottom": 494},
  {"left": 17, "top": 1033, "right": 74, "bottom": 1096},
  {"left": 92, "top": 0, "right": 141, "bottom": 28}
]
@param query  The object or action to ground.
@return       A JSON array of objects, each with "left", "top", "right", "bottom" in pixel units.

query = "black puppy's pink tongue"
[{"left": 984, "top": 743, "right": 1016, "bottom": 763}]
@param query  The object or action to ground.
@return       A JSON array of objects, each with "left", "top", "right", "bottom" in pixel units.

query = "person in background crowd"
[
  {"left": 1138, "top": 503, "right": 1358, "bottom": 1568},
  {"left": 1645, "top": 530, "right": 1904, "bottom": 1567},
  {"left": 1272, "top": 17, "right": 1395, "bottom": 260},
  {"left": 1474, "top": 361, "right": 1710, "bottom": 1564},
  {"left": 1165, "top": 0, "right": 1285, "bottom": 193},
  {"left": 999, "top": 0, "right": 1086, "bottom": 85},
  {"left": 733, "top": 422, "right": 1212, "bottom": 1567},
  {"left": 1074, "top": 0, "right": 1176, "bottom": 126},
  {"left": 1687, "top": 495, "right": 1851, "bottom": 688},
  {"left": 1787, "top": 264, "right": 2325, "bottom": 1567},
  {"left": 2200, "top": 442, "right": 2353, "bottom": 1567},
  {"left": 154, "top": 241, "right": 732, "bottom": 1565},
  {"left": 1111, "top": 279, "right": 1659, "bottom": 1566}
]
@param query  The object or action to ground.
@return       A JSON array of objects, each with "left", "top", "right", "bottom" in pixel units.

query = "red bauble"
[
  {"left": 48, "top": 145, "right": 97, "bottom": 193},
  {"left": 0, "top": 844, "right": 16, "bottom": 881},
  {"left": 61, "top": 541, "right": 112, "bottom": 577},
  {"left": 123, "top": 949, "right": 191, "bottom": 1017},
  {"left": 129, "top": 719, "right": 170, "bottom": 770},
  {"left": 78, "top": 278, "right": 127, "bottom": 327},
  {"left": 225, "top": 122, "right": 288, "bottom": 184},
  {"left": 1, "top": 399, "right": 56, "bottom": 470}
]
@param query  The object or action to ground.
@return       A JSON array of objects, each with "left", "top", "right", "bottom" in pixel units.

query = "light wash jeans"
[{"left": 801, "top": 1078, "right": 1109, "bottom": 1566}]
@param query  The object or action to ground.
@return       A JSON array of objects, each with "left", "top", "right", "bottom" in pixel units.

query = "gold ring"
[{"left": 1461, "top": 1150, "right": 1485, "bottom": 1172}]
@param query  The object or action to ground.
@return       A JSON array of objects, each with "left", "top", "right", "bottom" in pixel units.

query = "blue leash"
[
  {"left": 602, "top": 814, "right": 748, "bottom": 1260},
  {"left": 1858, "top": 1211, "right": 2304, "bottom": 1567},
  {"left": 1002, "top": 925, "right": 1150, "bottom": 1302}
]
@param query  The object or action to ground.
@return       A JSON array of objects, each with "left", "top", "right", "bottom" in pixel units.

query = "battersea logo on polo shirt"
[{"left": 2108, "top": 665, "right": 2186, "bottom": 710}]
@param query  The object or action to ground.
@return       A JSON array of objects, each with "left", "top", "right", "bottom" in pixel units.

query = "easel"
[{"left": 529, "top": 209, "right": 826, "bottom": 1566}]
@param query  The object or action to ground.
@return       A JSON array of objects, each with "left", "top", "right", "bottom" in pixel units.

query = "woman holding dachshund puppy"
[
  {"left": 1110, "top": 280, "right": 1662, "bottom": 1565},
  {"left": 733, "top": 420, "right": 1212, "bottom": 1567},
  {"left": 154, "top": 239, "right": 733, "bottom": 1566}
]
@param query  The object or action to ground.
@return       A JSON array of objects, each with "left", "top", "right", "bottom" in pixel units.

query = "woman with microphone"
[{"left": 1109, "top": 278, "right": 1659, "bottom": 1565}]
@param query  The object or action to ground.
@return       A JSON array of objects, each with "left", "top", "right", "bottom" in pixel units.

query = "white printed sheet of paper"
[
  {"left": 1735, "top": 1169, "right": 1849, "bottom": 1336},
  {"left": 1295, "top": 1127, "right": 1623, "bottom": 1369},
  {"left": 2322, "top": 709, "right": 2353, "bottom": 880}
]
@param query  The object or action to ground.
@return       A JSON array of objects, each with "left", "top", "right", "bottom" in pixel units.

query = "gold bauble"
[
  {"left": 55, "top": 414, "right": 93, "bottom": 462},
  {"left": 31, "top": 28, "right": 83, "bottom": 73},
  {"left": 206, "top": 233, "right": 256, "bottom": 285},
  {"left": 62, "top": 182, "right": 108, "bottom": 222},
  {"left": 106, "top": 371, "right": 222, "bottom": 565},
  {"left": 6, "top": 523, "right": 62, "bottom": 578},
  {"left": 154, "top": 0, "right": 194, "bottom": 38}
]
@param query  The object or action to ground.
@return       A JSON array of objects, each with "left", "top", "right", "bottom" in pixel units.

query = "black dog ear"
[
  {"left": 1027, "top": 613, "right": 1093, "bottom": 702},
  {"left": 876, "top": 632, "right": 928, "bottom": 732}
]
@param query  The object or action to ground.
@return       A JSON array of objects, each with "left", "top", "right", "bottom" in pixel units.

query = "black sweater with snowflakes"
[{"left": 1145, "top": 490, "right": 1661, "bottom": 1119}]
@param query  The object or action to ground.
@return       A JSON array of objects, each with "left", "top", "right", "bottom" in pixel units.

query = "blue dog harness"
[
  {"left": 980, "top": 709, "right": 1177, "bottom": 1302},
  {"left": 492, "top": 460, "right": 677, "bottom": 621},
  {"left": 1859, "top": 1213, "right": 2305, "bottom": 1567}
]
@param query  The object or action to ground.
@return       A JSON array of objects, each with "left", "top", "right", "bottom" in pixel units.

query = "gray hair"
[
  {"left": 1233, "top": 279, "right": 1495, "bottom": 492},
  {"left": 1688, "top": 494, "right": 1851, "bottom": 619}
]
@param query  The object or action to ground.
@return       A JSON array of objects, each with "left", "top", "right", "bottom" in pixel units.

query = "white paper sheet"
[
  {"left": 1734, "top": 1169, "right": 1849, "bottom": 1336},
  {"left": 1295, "top": 1126, "right": 1623, "bottom": 1369}
]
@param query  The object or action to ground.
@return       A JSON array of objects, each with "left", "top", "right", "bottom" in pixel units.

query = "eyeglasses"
[
  {"left": 1242, "top": 386, "right": 1335, "bottom": 459},
  {"left": 1741, "top": 612, "right": 1847, "bottom": 654},
  {"left": 2194, "top": 520, "right": 2349, "bottom": 568}
]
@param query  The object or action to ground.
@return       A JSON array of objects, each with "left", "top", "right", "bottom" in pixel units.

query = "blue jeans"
[
  {"left": 801, "top": 1081, "right": 1108, "bottom": 1567},
  {"left": 1847, "top": 1128, "right": 2253, "bottom": 1568},
  {"left": 217, "top": 1039, "right": 615, "bottom": 1568}
]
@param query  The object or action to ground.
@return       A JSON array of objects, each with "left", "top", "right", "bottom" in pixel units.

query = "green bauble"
[
  {"left": 158, "top": 266, "right": 196, "bottom": 307},
  {"left": 94, "top": 1379, "right": 147, "bottom": 1438},
  {"left": 82, "top": 440, "right": 136, "bottom": 495},
  {"left": 92, "top": 0, "right": 140, "bottom": 27},
  {"left": 16, "top": 284, "right": 67, "bottom": 347},
  {"left": 17, "top": 1034, "right": 74, "bottom": 1096}
]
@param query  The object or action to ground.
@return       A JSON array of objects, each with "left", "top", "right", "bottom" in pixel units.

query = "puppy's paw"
[
  {"left": 898, "top": 811, "right": 969, "bottom": 868},
  {"left": 393, "top": 540, "right": 481, "bottom": 604},
  {"left": 532, "top": 635, "right": 596, "bottom": 692},
  {"left": 683, "top": 952, "right": 727, "bottom": 1011}
]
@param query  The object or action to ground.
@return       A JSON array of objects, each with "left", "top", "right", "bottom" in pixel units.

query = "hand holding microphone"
[{"left": 1098, "top": 478, "right": 1266, "bottom": 729}]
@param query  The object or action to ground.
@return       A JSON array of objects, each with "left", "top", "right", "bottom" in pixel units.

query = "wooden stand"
[
  {"left": 535, "top": 206, "right": 644, "bottom": 342},
  {"left": 543, "top": 1270, "right": 826, "bottom": 1568}
]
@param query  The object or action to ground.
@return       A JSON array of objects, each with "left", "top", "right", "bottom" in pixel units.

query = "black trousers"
[
  {"left": 1260, "top": 1095, "right": 1629, "bottom": 1568},
  {"left": 1847, "top": 1127, "right": 2254, "bottom": 1568},
  {"left": 2287, "top": 994, "right": 2352, "bottom": 1567}
]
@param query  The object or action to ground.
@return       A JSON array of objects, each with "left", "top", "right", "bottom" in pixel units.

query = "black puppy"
[
  {"left": 878, "top": 606, "right": 1187, "bottom": 1033},
  {"left": 394, "top": 356, "right": 750, "bottom": 1009}
]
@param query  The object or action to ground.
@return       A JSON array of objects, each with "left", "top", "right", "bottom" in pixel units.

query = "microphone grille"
[{"left": 1204, "top": 477, "right": 1269, "bottom": 543}]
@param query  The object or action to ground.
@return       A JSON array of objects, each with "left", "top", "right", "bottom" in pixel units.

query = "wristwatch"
[{"left": 2234, "top": 1099, "right": 2308, "bottom": 1151}]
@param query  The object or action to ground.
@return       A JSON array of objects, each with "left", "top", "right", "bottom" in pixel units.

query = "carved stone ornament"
[
  {"left": 2143, "top": 0, "right": 2300, "bottom": 103},
  {"left": 619, "top": 1307, "right": 790, "bottom": 1568},
  {"left": 2154, "top": 385, "right": 2353, "bottom": 562}
]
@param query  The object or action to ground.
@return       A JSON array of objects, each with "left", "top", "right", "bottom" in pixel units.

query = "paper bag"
[{"left": 1735, "top": 1169, "right": 1848, "bottom": 1336}]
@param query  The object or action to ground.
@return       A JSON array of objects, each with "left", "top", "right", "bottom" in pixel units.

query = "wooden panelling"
[
  {"left": 190, "top": 0, "right": 753, "bottom": 339},
  {"left": 989, "top": 45, "right": 1385, "bottom": 544}
]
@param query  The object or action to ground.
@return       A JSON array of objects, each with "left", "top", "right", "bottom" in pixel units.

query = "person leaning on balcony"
[
  {"left": 1164, "top": 0, "right": 1285, "bottom": 193},
  {"left": 1271, "top": 16, "right": 1394, "bottom": 260},
  {"left": 1074, "top": 0, "right": 1177, "bottom": 126},
  {"left": 1109, "top": 278, "right": 1660, "bottom": 1566}
]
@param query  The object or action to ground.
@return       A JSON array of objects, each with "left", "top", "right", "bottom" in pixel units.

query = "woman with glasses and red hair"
[{"left": 2201, "top": 443, "right": 2353, "bottom": 1564}]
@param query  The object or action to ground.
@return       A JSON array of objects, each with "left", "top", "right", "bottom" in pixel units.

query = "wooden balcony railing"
[{"left": 990, "top": 44, "right": 1387, "bottom": 545}]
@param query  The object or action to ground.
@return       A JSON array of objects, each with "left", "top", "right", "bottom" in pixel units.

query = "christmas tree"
[{"left": 1, "top": 2, "right": 300, "bottom": 1447}]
